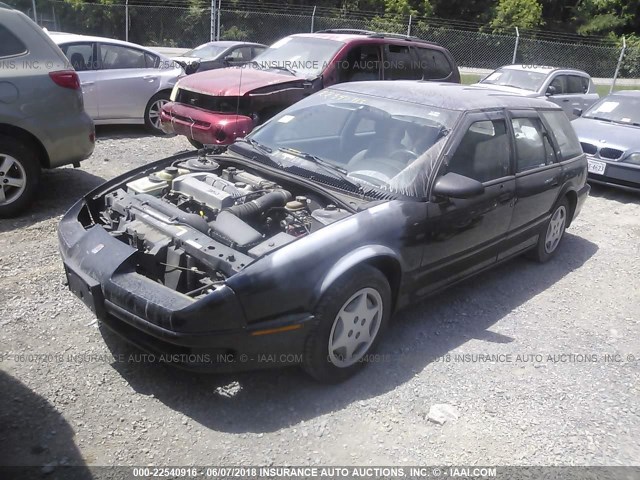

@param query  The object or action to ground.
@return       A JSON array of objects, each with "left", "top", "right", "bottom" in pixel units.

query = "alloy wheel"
[
  {"left": 328, "top": 287, "right": 383, "bottom": 368},
  {"left": 148, "top": 99, "right": 169, "bottom": 130},
  {"left": 544, "top": 205, "right": 567, "bottom": 254},
  {"left": 0, "top": 154, "right": 27, "bottom": 206}
]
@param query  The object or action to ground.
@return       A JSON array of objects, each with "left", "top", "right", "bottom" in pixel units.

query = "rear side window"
[
  {"left": 511, "top": 117, "right": 556, "bottom": 172},
  {"left": 144, "top": 52, "right": 159, "bottom": 68},
  {"left": 540, "top": 110, "right": 582, "bottom": 160},
  {"left": 228, "top": 47, "right": 252, "bottom": 62},
  {"left": 383, "top": 44, "right": 421, "bottom": 80},
  {"left": 0, "top": 25, "right": 27, "bottom": 58},
  {"left": 566, "top": 75, "right": 588, "bottom": 94},
  {"left": 61, "top": 43, "right": 94, "bottom": 71},
  {"left": 100, "top": 44, "right": 146, "bottom": 69},
  {"left": 415, "top": 47, "right": 452, "bottom": 80}
]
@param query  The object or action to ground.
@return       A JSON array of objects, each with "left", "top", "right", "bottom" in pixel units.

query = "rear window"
[
  {"left": 540, "top": 110, "right": 582, "bottom": 160},
  {"left": 0, "top": 24, "right": 27, "bottom": 58}
]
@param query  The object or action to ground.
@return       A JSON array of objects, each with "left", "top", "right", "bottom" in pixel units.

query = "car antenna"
[{"left": 235, "top": 48, "right": 243, "bottom": 140}]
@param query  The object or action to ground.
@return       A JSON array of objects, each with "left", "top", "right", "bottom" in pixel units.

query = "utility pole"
[
  {"left": 31, "top": 0, "right": 38, "bottom": 23},
  {"left": 210, "top": 0, "right": 216, "bottom": 41}
]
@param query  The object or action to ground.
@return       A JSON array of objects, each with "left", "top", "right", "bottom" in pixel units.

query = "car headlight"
[
  {"left": 624, "top": 153, "right": 640, "bottom": 165},
  {"left": 170, "top": 84, "right": 179, "bottom": 102}
]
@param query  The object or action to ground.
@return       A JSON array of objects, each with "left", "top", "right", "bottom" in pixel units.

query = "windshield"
[
  {"left": 583, "top": 95, "right": 640, "bottom": 125},
  {"left": 246, "top": 88, "right": 460, "bottom": 197},
  {"left": 183, "top": 44, "right": 227, "bottom": 58},
  {"left": 251, "top": 36, "right": 343, "bottom": 77},
  {"left": 480, "top": 68, "right": 547, "bottom": 91}
]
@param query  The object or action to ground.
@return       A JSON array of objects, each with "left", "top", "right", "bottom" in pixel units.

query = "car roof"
[
  {"left": 289, "top": 32, "right": 443, "bottom": 48},
  {"left": 329, "top": 81, "right": 562, "bottom": 111},
  {"left": 607, "top": 90, "right": 640, "bottom": 97},
  {"left": 196, "top": 40, "right": 265, "bottom": 48},
  {"left": 48, "top": 32, "right": 170, "bottom": 58},
  {"left": 499, "top": 64, "right": 590, "bottom": 76}
]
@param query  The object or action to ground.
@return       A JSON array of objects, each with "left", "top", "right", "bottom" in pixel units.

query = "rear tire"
[
  {"left": 528, "top": 197, "right": 570, "bottom": 263},
  {"left": 144, "top": 91, "right": 171, "bottom": 135},
  {"left": 0, "top": 135, "right": 40, "bottom": 218},
  {"left": 303, "top": 264, "right": 391, "bottom": 383}
]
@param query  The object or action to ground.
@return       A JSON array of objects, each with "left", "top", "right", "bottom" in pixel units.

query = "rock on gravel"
[{"left": 427, "top": 404, "right": 459, "bottom": 425}]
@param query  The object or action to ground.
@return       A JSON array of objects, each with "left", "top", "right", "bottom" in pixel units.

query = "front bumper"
[
  {"left": 586, "top": 156, "right": 640, "bottom": 193},
  {"left": 160, "top": 102, "right": 254, "bottom": 146},
  {"left": 58, "top": 197, "right": 315, "bottom": 372}
]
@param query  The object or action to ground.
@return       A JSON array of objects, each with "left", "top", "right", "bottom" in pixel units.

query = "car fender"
[{"left": 315, "top": 244, "right": 402, "bottom": 303}]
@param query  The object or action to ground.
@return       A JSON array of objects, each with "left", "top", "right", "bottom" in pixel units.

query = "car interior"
[{"left": 447, "top": 120, "right": 511, "bottom": 183}]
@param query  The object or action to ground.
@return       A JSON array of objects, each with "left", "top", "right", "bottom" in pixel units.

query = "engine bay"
[{"left": 97, "top": 154, "right": 351, "bottom": 297}]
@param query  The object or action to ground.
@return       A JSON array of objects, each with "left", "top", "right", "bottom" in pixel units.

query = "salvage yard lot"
[{"left": 1, "top": 128, "right": 639, "bottom": 469}]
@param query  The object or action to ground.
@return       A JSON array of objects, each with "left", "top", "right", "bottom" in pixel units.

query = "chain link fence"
[{"left": 9, "top": 0, "right": 634, "bottom": 79}]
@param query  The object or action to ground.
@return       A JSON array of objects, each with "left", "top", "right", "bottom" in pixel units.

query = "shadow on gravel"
[
  {"left": 96, "top": 124, "right": 169, "bottom": 140},
  {"left": 102, "top": 232, "right": 598, "bottom": 434},
  {"left": 0, "top": 168, "right": 105, "bottom": 233},
  {"left": 0, "top": 371, "right": 91, "bottom": 480},
  {"left": 588, "top": 183, "right": 640, "bottom": 204}
]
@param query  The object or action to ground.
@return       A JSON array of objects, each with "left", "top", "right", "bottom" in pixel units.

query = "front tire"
[
  {"left": 303, "top": 264, "right": 391, "bottom": 383},
  {"left": 529, "top": 197, "right": 570, "bottom": 263},
  {"left": 0, "top": 135, "right": 41, "bottom": 218},
  {"left": 144, "top": 91, "right": 171, "bottom": 135}
]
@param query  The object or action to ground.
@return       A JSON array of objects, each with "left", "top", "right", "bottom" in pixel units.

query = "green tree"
[
  {"left": 572, "top": 0, "right": 639, "bottom": 36},
  {"left": 490, "top": 0, "right": 544, "bottom": 32}
]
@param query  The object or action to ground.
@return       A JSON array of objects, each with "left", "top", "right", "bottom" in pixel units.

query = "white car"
[
  {"left": 49, "top": 32, "right": 184, "bottom": 133},
  {"left": 474, "top": 65, "right": 599, "bottom": 118}
]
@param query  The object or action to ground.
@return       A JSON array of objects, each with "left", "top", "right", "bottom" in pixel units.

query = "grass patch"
[
  {"left": 595, "top": 83, "right": 639, "bottom": 97},
  {"left": 461, "top": 73, "right": 483, "bottom": 85}
]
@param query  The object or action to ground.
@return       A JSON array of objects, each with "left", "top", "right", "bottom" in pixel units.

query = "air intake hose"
[{"left": 224, "top": 189, "right": 292, "bottom": 219}]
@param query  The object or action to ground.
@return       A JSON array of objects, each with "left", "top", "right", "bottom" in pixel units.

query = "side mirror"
[
  {"left": 545, "top": 85, "right": 557, "bottom": 97},
  {"left": 224, "top": 55, "right": 236, "bottom": 64},
  {"left": 573, "top": 107, "right": 583, "bottom": 117},
  {"left": 433, "top": 172, "right": 485, "bottom": 199}
]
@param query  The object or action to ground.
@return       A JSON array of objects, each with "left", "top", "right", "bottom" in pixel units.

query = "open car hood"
[{"left": 176, "top": 66, "right": 307, "bottom": 96}]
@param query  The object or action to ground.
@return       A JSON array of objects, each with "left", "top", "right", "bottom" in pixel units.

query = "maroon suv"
[{"left": 160, "top": 30, "right": 460, "bottom": 148}]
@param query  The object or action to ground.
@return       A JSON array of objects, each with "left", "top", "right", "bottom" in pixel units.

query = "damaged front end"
[{"left": 58, "top": 151, "right": 352, "bottom": 370}]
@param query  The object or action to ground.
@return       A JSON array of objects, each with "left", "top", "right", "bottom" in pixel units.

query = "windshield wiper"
[
  {"left": 278, "top": 147, "right": 364, "bottom": 192},
  {"left": 587, "top": 116, "right": 613, "bottom": 122},
  {"left": 268, "top": 65, "right": 297, "bottom": 75},
  {"left": 247, "top": 138, "right": 273, "bottom": 154},
  {"left": 233, "top": 138, "right": 283, "bottom": 168}
]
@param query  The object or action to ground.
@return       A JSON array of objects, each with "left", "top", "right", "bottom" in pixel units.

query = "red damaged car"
[{"left": 160, "top": 30, "right": 460, "bottom": 148}]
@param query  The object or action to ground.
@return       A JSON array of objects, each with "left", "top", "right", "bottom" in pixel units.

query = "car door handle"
[
  {"left": 545, "top": 178, "right": 559, "bottom": 187},
  {"left": 562, "top": 99, "right": 570, "bottom": 102},
  {"left": 143, "top": 75, "right": 158, "bottom": 81},
  {"left": 81, "top": 81, "right": 94, "bottom": 86}
]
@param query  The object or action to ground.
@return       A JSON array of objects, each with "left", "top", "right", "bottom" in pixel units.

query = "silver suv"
[
  {"left": 475, "top": 65, "right": 599, "bottom": 119},
  {"left": 0, "top": 4, "right": 94, "bottom": 217}
]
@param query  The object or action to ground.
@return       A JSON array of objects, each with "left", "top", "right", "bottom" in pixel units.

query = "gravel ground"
[{"left": 1, "top": 127, "right": 639, "bottom": 474}]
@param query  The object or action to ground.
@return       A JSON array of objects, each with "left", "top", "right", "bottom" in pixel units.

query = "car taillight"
[{"left": 49, "top": 70, "right": 80, "bottom": 90}]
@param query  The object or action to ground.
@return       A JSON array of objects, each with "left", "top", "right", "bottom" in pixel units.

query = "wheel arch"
[
  {"left": 316, "top": 246, "right": 403, "bottom": 312},
  {"left": 0, "top": 123, "right": 49, "bottom": 169},
  {"left": 564, "top": 189, "right": 578, "bottom": 226}
]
